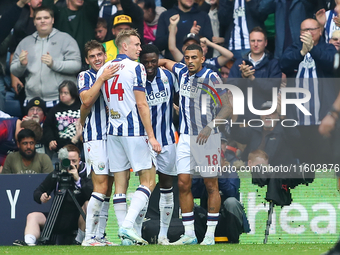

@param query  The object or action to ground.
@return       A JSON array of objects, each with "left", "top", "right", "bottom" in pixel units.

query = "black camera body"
[{"left": 53, "top": 158, "right": 75, "bottom": 190}]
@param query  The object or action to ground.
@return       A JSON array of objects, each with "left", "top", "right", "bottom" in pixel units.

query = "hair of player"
[
  {"left": 21, "top": 119, "right": 43, "bottom": 142},
  {"left": 185, "top": 44, "right": 203, "bottom": 54},
  {"left": 115, "top": 29, "right": 140, "bottom": 50},
  {"left": 17, "top": 129, "right": 36, "bottom": 143},
  {"left": 250, "top": 26, "right": 267, "bottom": 41},
  {"left": 96, "top": 17, "right": 107, "bottom": 29},
  {"left": 33, "top": 6, "right": 54, "bottom": 19},
  {"left": 58, "top": 80, "right": 79, "bottom": 100},
  {"left": 84, "top": 40, "right": 106, "bottom": 59},
  {"left": 63, "top": 144, "right": 80, "bottom": 156},
  {"left": 248, "top": 149, "right": 269, "bottom": 162},
  {"left": 140, "top": 44, "right": 160, "bottom": 59}
]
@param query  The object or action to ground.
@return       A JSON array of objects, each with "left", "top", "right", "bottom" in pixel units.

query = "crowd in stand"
[{"left": 1, "top": 0, "right": 340, "bottom": 250}]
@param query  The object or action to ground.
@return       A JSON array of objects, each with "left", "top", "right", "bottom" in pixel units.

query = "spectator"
[
  {"left": 2, "top": 129, "right": 53, "bottom": 174},
  {"left": 316, "top": 0, "right": 340, "bottom": 43},
  {"left": 329, "top": 30, "right": 340, "bottom": 50},
  {"left": 107, "top": 0, "right": 145, "bottom": 44},
  {"left": 155, "top": 0, "right": 213, "bottom": 60},
  {"left": 98, "top": 0, "right": 119, "bottom": 26},
  {"left": 227, "top": 26, "right": 281, "bottom": 121},
  {"left": 42, "top": 0, "right": 99, "bottom": 69},
  {"left": 0, "top": 118, "right": 43, "bottom": 170},
  {"left": 168, "top": 14, "right": 233, "bottom": 73},
  {"left": 280, "top": 18, "right": 337, "bottom": 165},
  {"left": 230, "top": 101, "right": 300, "bottom": 166},
  {"left": 103, "top": 15, "right": 133, "bottom": 62},
  {"left": 95, "top": 18, "right": 110, "bottom": 43},
  {"left": 10, "top": 7, "right": 81, "bottom": 109},
  {"left": 258, "top": 0, "right": 318, "bottom": 59},
  {"left": 218, "top": 0, "right": 267, "bottom": 60},
  {"left": 12, "top": 144, "right": 93, "bottom": 246},
  {"left": 137, "top": 0, "right": 166, "bottom": 44},
  {"left": 23, "top": 97, "right": 47, "bottom": 124},
  {"left": 43, "top": 80, "right": 82, "bottom": 159},
  {"left": 220, "top": 60, "right": 234, "bottom": 82},
  {"left": 208, "top": 0, "right": 225, "bottom": 58},
  {"left": 195, "top": 0, "right": 210, "bottom": 13},
  {"left": 0, "top": 0, "right": 32, "bottom": 44}
]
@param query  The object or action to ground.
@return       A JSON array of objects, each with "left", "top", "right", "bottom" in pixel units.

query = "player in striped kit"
[
  {"left": 159, "top": 44, "right": 232, "bottom": 245},
  {"left": 98, "top": 29, "right": 161, "bottom": 245},
  {"left": 77, "top": 40, "right": 119, "bottom": 246},
  {"left": 140, "top": 44, "right": 179, "bottom": 245}
]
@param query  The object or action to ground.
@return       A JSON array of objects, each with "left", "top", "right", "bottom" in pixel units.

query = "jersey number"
[
  {"left": 205, "top": 154, "right": 218, "bottom": 165},
  {"left": 104, "top": 75, "right": 124, "bottom": 101}
]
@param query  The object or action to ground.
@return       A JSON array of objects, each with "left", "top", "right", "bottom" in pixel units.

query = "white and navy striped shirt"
[
  {"left": 172, "top": 63, "right": 225, "bottom": 136},
  {"left": 146, "top": 68, "right": 179, "bottom": 147},
  {"left": 325, "top": 10, "right": 340, "bottom": 42},
  {"left": 229, "top": 0, "right": 250, "bottom": 51},
  {"left": 78, "top": 69, "right": 108, "bottom": 142},
  {"left": 295, "top": 53, "right": 320, "bottom": 126},
  {"left": 99, "top": 54, "right": 147, "bottom": 136}
]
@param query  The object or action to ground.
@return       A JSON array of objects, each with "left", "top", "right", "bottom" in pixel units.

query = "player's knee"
[{"left": 178, "top": 178, "right": 191, "bottom": 193}]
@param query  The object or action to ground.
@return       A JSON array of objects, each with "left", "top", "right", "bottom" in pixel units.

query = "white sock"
[
  {"left": 158, "top": 188, "right": 174, "bottom": 238},
  {"left": 75, "top": 228, "right": 85, "bottom": 243},
  {"left": 205, "top": 213, "right": 219, "bottom": 238},
  {"left": 133, "top": 202, "right": 148, "bottom": 236},
  {"left": 96, "top": 197, "right": 110, "bottom": 239},
  {"left": 182, "top": 212, "right": 195, "bottom": 237},
  {"left": 113, "top": 193, "right": 127, "bottom": 228},
  {"left": 122, "top": 185, "right": 151, "bottom": 229},
  {"left": 85, "top": 192, "right": 105, "bottom": 240},
  {"left": 24, "top": 234, "right": 36, "bottom": 245}
]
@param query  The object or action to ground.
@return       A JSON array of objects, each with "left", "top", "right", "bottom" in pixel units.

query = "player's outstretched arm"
[
  {"left": 134, "top": 90, "right": 161, "bottom": 153},
  {"left": 158, "top": 59, "right": 176, "bottom": 71}
]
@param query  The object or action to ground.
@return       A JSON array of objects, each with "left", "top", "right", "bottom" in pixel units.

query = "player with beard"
[{"left": 2, "top": 128, "right": 53, "bottom": 174}]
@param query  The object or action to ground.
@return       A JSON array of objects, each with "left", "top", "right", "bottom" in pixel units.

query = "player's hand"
[
  {"left": 68, "top": 165, "right": 80, "bottom": 182},
  {"left": 40, "top": 192, "right": 51, "bottom": 203},
  {"left": 49, "top": 140, "right": 57, "bottom": 150},
  {"left": 41, "top": 52, "right": 53, "bottom": 67},
  {"left": 190, "top": 20, "right": 201, "bottom": 34},
  {"left": 100, "top": 64, "right": 119, "bottom": 81},
  {"left": 149, "top": 137, "right": 161, "bottom": 154},
  {"left": 319, "top": 114, "right": 336, "bottom": 137},
  {"left": 196, "top": 126, "right": 212, "bottom": 145},
  {"left": 19, "top": 50, "right": 28, "bottom": 66}
]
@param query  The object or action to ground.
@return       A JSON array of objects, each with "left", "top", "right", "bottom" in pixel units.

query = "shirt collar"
[
  {"left": 115, "top": 54, "right": 130, "bottom": 61},
  {"left": 147, "top": 68, "right": 161, "bottom": 84},
  {"left": 193, "top": 66, "right": 207, "bottom": 78},
  {"left": 248, "top": 52, "right": 265, "bottom": 67},
  {"left": 89, "top": 68, "right": 97, "bottom": 75}
]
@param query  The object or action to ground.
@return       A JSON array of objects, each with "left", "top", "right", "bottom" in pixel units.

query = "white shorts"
[
  {"left": 156, "top": 143, "right": 177, "bottom": 176},
  {"left": 176, "top": 133, "right": 221, "bottom": 177},
  {"left": 107, "top": 135, "right": 154, "bottom": 173},
  {"left": 83, "top": 140, "right": 109, "bottom": 176}
]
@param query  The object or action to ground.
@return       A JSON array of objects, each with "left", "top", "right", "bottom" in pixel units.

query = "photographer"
[{"left": 13, "top": 144, "right": 93, "bottom": 246}]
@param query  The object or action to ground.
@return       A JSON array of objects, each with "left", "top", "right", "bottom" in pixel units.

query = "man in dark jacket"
[
  {"left": 280, "top": 18, "right": 337, "bottom": 165},
  {"left": 227, "top": 26, "right": 282, "bottom": 121},
  {"left": 230, "top": 101, "right": 300, "bottom": 166},
  {"left": 154, "top": 0, "right": 213, "bottom": 60},
  {"left": 13, "top": 144, "right": 93, "bottom": 246}
]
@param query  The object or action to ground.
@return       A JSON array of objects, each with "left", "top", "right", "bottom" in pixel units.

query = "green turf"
[{"left": 0, "top": 244, "right": 334, "bottom": 255}]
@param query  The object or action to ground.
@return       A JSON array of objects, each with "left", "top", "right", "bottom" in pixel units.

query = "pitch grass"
[{"left": 0, "top": 244, "right": 334, "bottom": 255}]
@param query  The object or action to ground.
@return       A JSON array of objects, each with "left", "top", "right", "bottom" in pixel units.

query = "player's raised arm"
[{"left": 158, "top": 59, "right": 176, "bottom": 72}]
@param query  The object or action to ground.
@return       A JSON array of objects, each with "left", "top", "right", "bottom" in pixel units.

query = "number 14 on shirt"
[{"left": 104, "top": 75, "right": 124, "bottom": 101}]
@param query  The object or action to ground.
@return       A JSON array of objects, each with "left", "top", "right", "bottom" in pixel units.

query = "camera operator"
[{"left": 13, "top": 144, "right": 93, "bottom": 246}]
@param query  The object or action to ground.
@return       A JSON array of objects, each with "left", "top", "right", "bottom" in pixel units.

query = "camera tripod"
[{"left": 38, "top": 175, "right": 86, "bottom": 245}]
